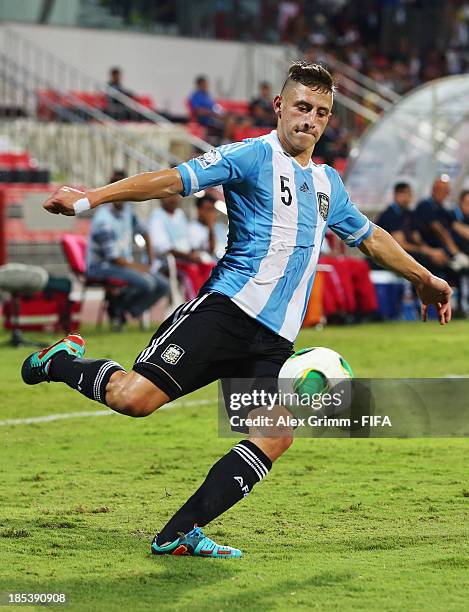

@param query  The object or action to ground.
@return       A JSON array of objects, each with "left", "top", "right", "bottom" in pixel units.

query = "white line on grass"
[{"left": 0, "top": 398, "right": 215, "bottom": 427}]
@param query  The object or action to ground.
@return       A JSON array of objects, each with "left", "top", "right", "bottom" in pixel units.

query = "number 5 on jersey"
[{"left": 280, "top": 175, "right": 292, "bottom": 206}]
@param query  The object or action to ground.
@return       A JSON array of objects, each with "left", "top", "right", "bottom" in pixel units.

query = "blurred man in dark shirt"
[
  {"left": 377, "top": 182, "right": 449, "bottom": 272},
  {"left": 249, "top": 81, "right": 277, "bottom": 127},
  {"left": 452, "top": 189, "right": 469, "bottom": 254},
  {"left": 106, "top": 67, "right": 133, "bottom": 120},
  {"left": 415, "top": 177, "right": 469, "bottom": 271}
]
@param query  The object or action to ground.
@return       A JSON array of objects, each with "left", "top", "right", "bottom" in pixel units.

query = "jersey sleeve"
[
  {"left": 326, "top": 167, "right": 373, "bottom": 247},
  {"left": 176, "top": 141, "right": 259, "bottom": 196}
]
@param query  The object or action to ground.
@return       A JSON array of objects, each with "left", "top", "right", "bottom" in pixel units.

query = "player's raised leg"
[{"left": 21, "top": 333, "right": 169, "bottom": 417}]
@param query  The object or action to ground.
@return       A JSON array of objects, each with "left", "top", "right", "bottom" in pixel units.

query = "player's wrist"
[
  {"left": 412, "top": 267, "right": 433, "bottom": 287},
  {"left": 73, "top": 196, "right": 91, "bottom": 215},
  {"left": 72, "top": 188, "right": 102, "bottom": 214}
]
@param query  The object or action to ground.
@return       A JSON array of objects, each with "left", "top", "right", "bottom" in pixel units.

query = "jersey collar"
[{"left": 269, "top": 130, "right": 313, "bottom": 170}]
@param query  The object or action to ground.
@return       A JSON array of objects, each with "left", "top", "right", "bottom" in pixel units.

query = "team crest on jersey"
[
  {"left": 196, "top": 149, "right": 222, "bottom": 169},
  {"left": 317, "top": 192, "right": 330, "bottom": 221},
  {"left": 161, "top": 344, "right": 185, "bottom": 365}
]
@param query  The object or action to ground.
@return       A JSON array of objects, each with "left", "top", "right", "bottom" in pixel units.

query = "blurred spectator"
[
  {"left": 182, "top": 193, "right": 223, "bottom": 295},
  {"left": 415, "top": 175, "right": 469, "bottom": 300},
  {"left": 148, "top": 194, "right": 193, "bottom": 264},
  {"left": 278, "top": 1, "right": 302, "bottom": 38},
  {"left": 415, "top": 177, "right": 469, "bottom": 282},
  {"left": 99, "top": 1, "right": 469, "bottom": 93},
  {"left": 313, "top": 114, "right": 350, "bottom": 165},
  {"left": 189, "top": 193, "right": 227, "bottom": 260},
  {"left": 249, "top": 81, "right": 277, "bottom": 127},
  {"left": 414, "top": 178, "right": 469, "bottom": 314},
  {"left": 377, "top": 182, "right": 449, "bottom": 273},
  {"left": 148, "top": 194, "right": 205, "bottom": 298},
  {"left": 188, "top": 75, "right": 224, "bottom": 130},
  {"left": 187, "top": 75, "right": 238, "bottom": 143},
  {"left": 452, "top": 189, "right": 469, "bottom": 254},
  {"left": 454, "top": 188, "right": 469, "bottom": 311},
  {"left": 86, "top": 170, "right": 170, "bottom": 331},
  {"left": 106, "top": 67, "right": 134, "bottom": 119}
]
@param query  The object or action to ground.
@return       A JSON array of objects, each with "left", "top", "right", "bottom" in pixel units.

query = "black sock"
[
  {"left": 49, "top": 354, "right": 125, "bottom": 405},
  {"left": 156, "top": 440, "right": 272, "bottom": 545}
]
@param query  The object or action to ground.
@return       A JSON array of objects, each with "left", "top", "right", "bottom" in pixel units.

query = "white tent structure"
[{"left": 345, "top": 75, "right": 469, "bottom": 215}]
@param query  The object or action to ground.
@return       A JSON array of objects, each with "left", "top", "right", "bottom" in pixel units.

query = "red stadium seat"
[
  {"left": 61, "top": 233, "right": 128, "bottom": 328},
  {"left": 36, "top": 89, "right": 63, "bottom": 120},
  {"left": 232, "top": 126, "right": 271, "bottom": 141},
  {"left": 0, "top": 152, "right": 32, "bottom": 169},
  {"left": 95, "top": 93, "right": 107, "bottom": 109},
  {"left": 333, "top": 158, "right": 348, "bottom": 176},
  {"left": 186, "top": 99, "right": 197, "bottom": 122},
  {"left": 216, "top": 99, "right": 250, "bottom": 115},
  {"left": 134, "top": 95, "right": 155, "bottom": 110},
  {"left": 186, "top": 122, "right": 207, "bottom": 139}
]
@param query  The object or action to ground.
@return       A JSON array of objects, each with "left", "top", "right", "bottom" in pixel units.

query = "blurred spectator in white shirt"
[
  {"left": 149, "top": 194, "right": 222, "bottom": 299},
  {"left": 148, "top": 195, "right": 197, "bottom": 266},
  {"left": 189, "top": 193, "right": 227, "bottom": 261}
]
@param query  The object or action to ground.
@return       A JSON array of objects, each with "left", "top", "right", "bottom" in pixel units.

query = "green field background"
[{"left": 1, "top": 322, "right": 468, "bottom": 611}]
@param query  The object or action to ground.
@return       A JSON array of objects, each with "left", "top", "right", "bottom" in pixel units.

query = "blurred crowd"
[
  {"left": 94, "top": 168, "right": 469, "bottom": 330},
  {"left": 104, "top": 1, "right": 469, "bottom": 95},
  {"left": 100, "top": 0, "right": 469, "bottom": 159},
  {"left": 86, "top": 170, "right": 227, "bottom": 330},
  {"left": 377, "top": 176, "right": 469, "bottom": 315},
  {"left": 300, "top": 1, "right": 469, "bottom": 96}
]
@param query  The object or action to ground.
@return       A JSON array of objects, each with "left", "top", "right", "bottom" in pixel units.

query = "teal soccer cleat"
[
  {"left": 21, "top": 334, "right": 85, "bottom": 385},
  {"left": 151, "top": 527, "right": 242, "bottom": 558}
]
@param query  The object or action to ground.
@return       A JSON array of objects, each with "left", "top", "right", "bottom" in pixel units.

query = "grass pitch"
[{"left": 0, "top": 321, "right": 468, "bottom": 611}]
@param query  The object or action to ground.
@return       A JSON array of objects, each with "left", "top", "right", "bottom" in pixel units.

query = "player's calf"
[
  {"left": 104, "top": 371, "right": 169, "bottom": 417},
  {"left": 21, "top": 334, "right": 169, "bottom": 418},
  {"left": 248, "top": 404, "right": 295, "bottom": 462},
  {"left": 249, "top": 434, "right": 293, "bottom": 462}
]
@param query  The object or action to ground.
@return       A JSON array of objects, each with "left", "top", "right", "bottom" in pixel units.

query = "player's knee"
[
  {"left": 275, "top": 435, "right": 294, "bottom": 455},
  {"left": 256, "top": 435, "right": 293, "bottom": 462},
  {"left": 109, "top": 388, "right": 163, "bottom": 417}
]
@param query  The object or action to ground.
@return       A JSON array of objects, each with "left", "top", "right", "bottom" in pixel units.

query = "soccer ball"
[{"left": 278, "top": 347, "right": 353, "bottom": 402}]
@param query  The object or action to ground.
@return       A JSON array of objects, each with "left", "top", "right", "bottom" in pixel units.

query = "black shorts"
[{"left": 132, "top": 292, "right": 294, "bottom": 401}]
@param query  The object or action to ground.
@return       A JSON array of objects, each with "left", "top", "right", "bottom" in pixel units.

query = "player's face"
[{"left": 274, "top": 83, "right": 332, "bottom": 157}]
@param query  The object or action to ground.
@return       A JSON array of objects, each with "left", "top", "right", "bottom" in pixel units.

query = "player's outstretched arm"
[
  {"left": 43, "top": 169, "right": 184, "bottom": 216},
  {"left": 359, "top": 224, "right": 452, "bottom": 325}
]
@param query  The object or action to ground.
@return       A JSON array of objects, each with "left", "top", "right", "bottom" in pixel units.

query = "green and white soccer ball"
[{"left": 278, "top": 347, "right": 353, "bottom": 405}]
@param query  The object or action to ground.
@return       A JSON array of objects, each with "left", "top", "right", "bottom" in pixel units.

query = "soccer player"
[{"left": 22, "top": 63, "right": 451, "bottom": 558}]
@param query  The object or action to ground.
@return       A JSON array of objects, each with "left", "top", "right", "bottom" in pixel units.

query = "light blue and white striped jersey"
[{"left": 177, "top": 130, "right": 372, "bottom": 342}]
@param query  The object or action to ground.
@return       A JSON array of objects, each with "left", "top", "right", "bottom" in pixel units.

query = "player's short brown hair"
[{"left": 281, "top": 62, "right": 335, "bottom": 95}]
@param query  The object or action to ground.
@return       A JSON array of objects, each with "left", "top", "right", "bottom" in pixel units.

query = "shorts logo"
[
  {"left": 317, "top": 192, "right": 330, "bottom": 221},
  {"left": 161, "top": 344, "right": 185, "bottom": 365},
  {"left": 196, "top": 149, "right": 222, "bottom": 169}
]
